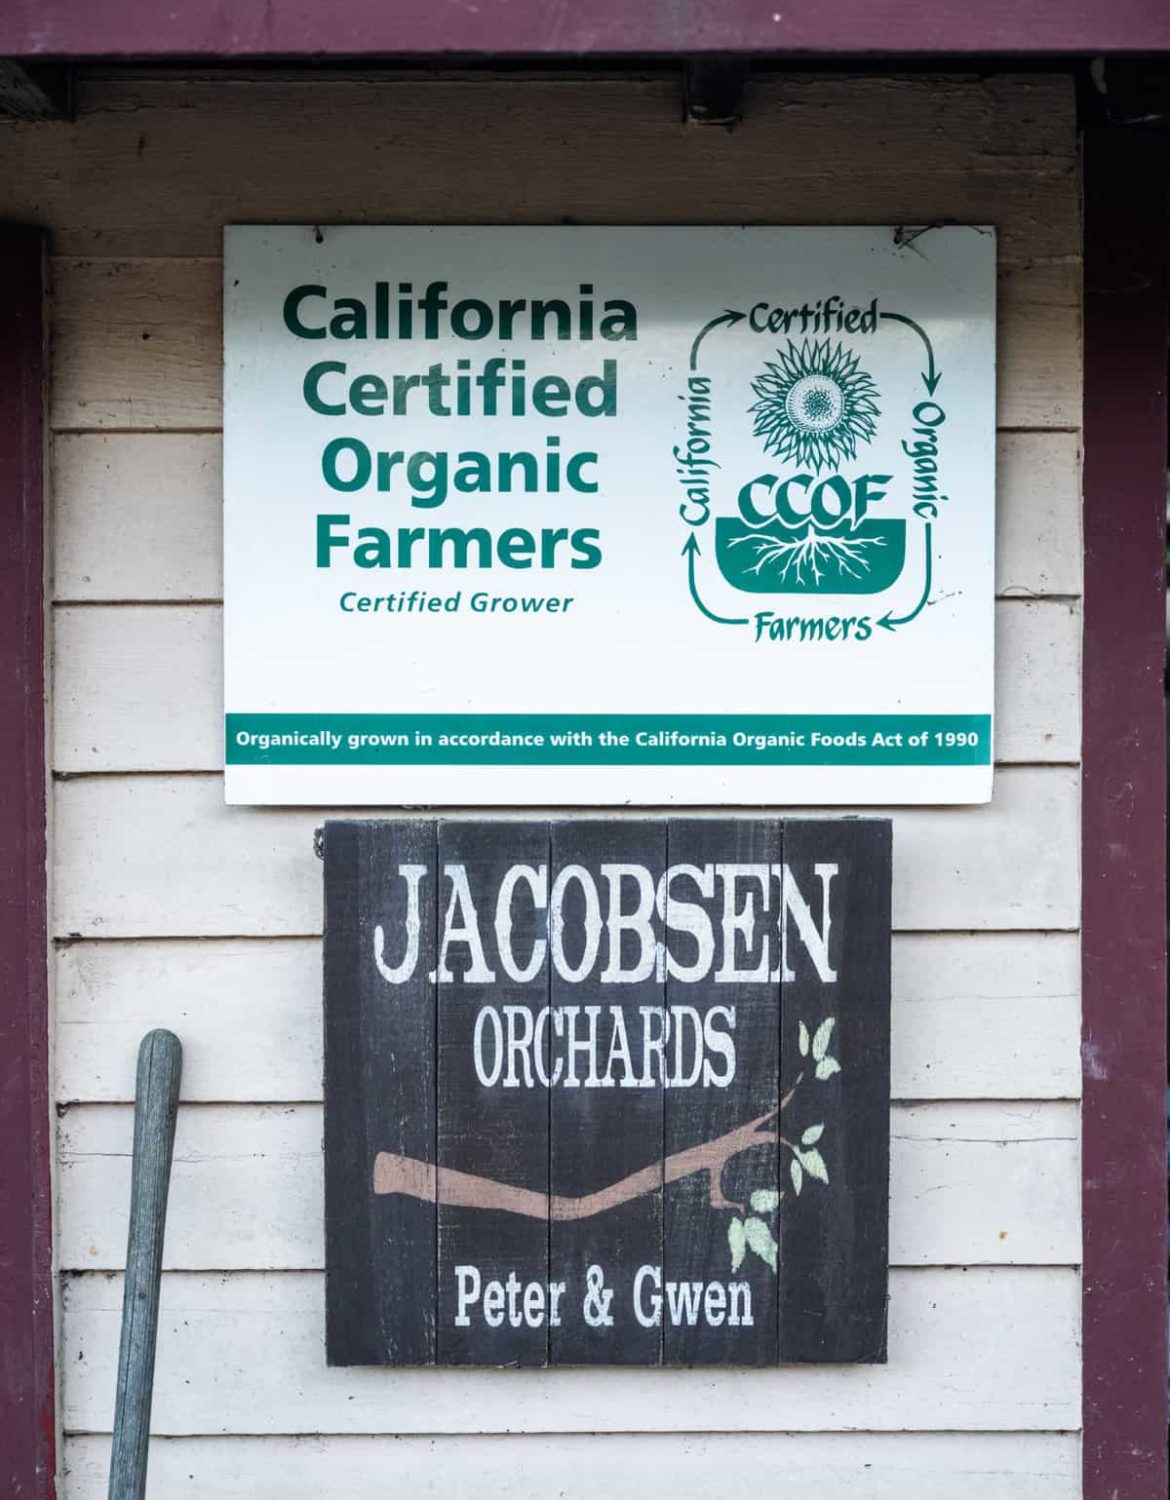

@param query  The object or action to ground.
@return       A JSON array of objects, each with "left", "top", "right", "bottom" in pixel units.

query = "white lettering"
[
  {"left": 496, "top": 863, "right": 548, "bottom": 982},
  {"left": 601, "top": 863, "right": 660, "bottom": 983},
  {"left": 437, "top": 864, "right": 497, "bottom": 983},
  {"left": 454, "top": 1264, "right": 481, "bottom": 1327},
  {"left": 472, "top": 1006, "right": 504, "bottom": 1087},
  {"left": 549, "top": 865, "right": 602, "bottom": 982},
  {"left": 372, "top": 863, "right": 427, "bottom": 984},
  {"left": 633, "top": 1264, "right": 663, "bottom": 1328}
]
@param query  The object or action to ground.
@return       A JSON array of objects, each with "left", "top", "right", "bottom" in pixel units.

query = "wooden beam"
[
  {"left": 0, "top": 0, "right": 1167, "bottom": 60},
  {"left": 0, "top": 224, "right": 55, "bottom": 1500},
  {"left": 1081, "top": 121, "right": 1170, "bottom": 1500}
]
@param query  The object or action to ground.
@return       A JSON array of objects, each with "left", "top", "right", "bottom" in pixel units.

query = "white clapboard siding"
[
  {"left": 2, "top": 73, "right": 1076, "bottom": 265},
  {"left": 995, "top": 431, "right": 1081, "bottom": 598},
  {"left": 995, "top": 600, "right": 1080, "bottom": 761},
  {"left": 56, "top": 1101, "right": 1079, "bottom": 1272},
  {"left": 49, "top": 255, "right": 1077, "bottom": 433},
  {"left": 25, "top": 65, "right": 1085, "bottom": 1475},
  {"left": 52, "top": 433, "right": 223, "bottom": 602},
  {"left": 892, "top": 931, "right": 1080, "bottom": 1100},
  {"left": 60, "top": 1267, "right": 1080, "bottom": 1433},
  {"left": 50, "top": 430, "right": 1082, "bottom": 604},
  {"left": 61, "top": 1432, "right": 1081, "bottom": 1500},
  {"left": 50, "top": 598, "right": 1079, "bottom": 774},
  {"left": 53, "top": 931, "right": 1081, "bottom": 1105},
  {"left": 52, "top": 767, "right": 1080, "bottom": 940}
]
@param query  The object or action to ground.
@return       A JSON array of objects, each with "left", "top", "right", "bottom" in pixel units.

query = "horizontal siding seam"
[
  {"left": 51, "top": 764, "right": 1084, "bottom": 781},
  {"left": 57, "top": 1425, "right": 1086, "bottom": 1436}
]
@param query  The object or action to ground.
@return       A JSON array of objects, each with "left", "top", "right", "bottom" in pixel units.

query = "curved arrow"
[
  {"left": 689, "top": 308, "right": 746, "bottom": 370},
  {"left": 878, "top": 522, "right": 933, "bottom": 631},
  {"left": 682, "top": 534, "right": 749, "bottom": 625},
  {"left": 879, "top": 311, "right": 941, "bottom": 396}
]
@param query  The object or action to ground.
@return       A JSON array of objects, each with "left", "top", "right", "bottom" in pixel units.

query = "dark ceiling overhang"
[{"left": 1, "top": 0, "right": 1169, "bottom": 62}]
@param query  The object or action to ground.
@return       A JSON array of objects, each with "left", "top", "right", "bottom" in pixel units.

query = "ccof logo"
[{"left": 715, "top": 339, "right": 905, "bottom": 596}]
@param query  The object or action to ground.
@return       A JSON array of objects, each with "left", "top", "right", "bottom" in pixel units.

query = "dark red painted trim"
[
  {"left": 1082, "top": 127, "right": 1169, "bottom": 1500},
  {"left": 0, "top": 0, "right": 1168, "bottom": 60},
  {"left": 0, "top": 226, "right": 55, "bottom": 1500}
]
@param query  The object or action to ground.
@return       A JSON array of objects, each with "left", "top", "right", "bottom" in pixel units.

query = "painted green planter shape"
[{"left": 714, "top": 518, "right": 906, "bottom": 595}]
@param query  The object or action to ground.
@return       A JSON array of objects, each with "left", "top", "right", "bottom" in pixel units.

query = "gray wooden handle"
[{"left": 108, "top": 1029, "right": 182, "bottom": 1500}]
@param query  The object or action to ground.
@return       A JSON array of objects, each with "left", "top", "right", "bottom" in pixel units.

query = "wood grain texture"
[
  {"left": 322, "top": 820, "right": 437, "bottom": 1365},
  {"left": 49, "top": 430, "right": 1079, "bottom": 604},
  {"left": 52, "top": 258, "right": 221, "bottom": 430},
  {"left": 56, "top": 1102, "right": 1080, "bottom": 1272},
  {"left": 61, "top": 1432, "right": 1082, "bottom": 1500},
  {"left": 435, "top": 821, "right": 550, "bottom": 1367},
  {"left": 47, "top": 254, "right": 1076, "bottom": 433},
  {"left": 663, "top": 820, "right": 780, "bottom": 1365},
  {"left": 779, "top": 820, "right": 891, "bottom": 1362},
  {"left": 54, "top": 932, "right": 1081, "bottom": 1105},
  {"left": 52, "top": 433, "right": 223, "bottom": 602},
  {"left": 548, "top": 820, "right": 665, "bottom": 1365},
  {"left": 0, "top": 75, "right": 1076, "bottom": 264},
  {"left": 49, "top": 598, "right": 1080, "bottom": 773},
  {"left": 51, "top": 770, "right": 1081, "bottom": 939},
  {"left": 59, "top": 1267, "right": 1081, "bottom": 1433}
]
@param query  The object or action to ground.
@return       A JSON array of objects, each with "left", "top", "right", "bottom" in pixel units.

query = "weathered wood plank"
[
  {"left": 995, "top": 431, "right": 1081, "bottom": 598},
  {"left": 435, "top": 820, "right": 550, "bottom": 1366},
  {"left": 52, "top": 433, "right": 223, "bottom": 602},
  {"left": 890, "top": 931, "right": 1080, "bottom": 1100},
  {"left": 57, "top": 1102, "right": 1081, "bottom": 1271},
  {"left": 61, "top": 1432, "right": 1082, "bottom": 1500},
  {"left": 53, "top": 933, "right": 1082, "bottom": 1106},
  {"left": 995, "top": 259, "right": 1080, "bottom": 430},
  {"left": 52, "top": 258, "right": 221, "bottom": 430},
  {"left": 322, "top": 820, "right": 437, "bottom": 1365},
  {"left": 662, "top": 819, "right": 780, "bottom": 1365},
  {"left": 50, "top": 598, "right": 1080, "bottom": 774},
  {"left": 52, "top": 769, "right": 1081, "bottom": 938},
  {"left": 59, "top": 1267, "right": 1082, "bottom": 1433},
  {"left": 778, "top": 820, "right": 891, "bottom": 1362},
  {"left": 47, "top": 256, "right": 1077, "bottom": 432},
  {"left": 548, "top": 820, "right": 666, "bottom": 1365},
  {"left": 994, "top": 600, "right": 1080, "bottom": 762},
  {"left": 50, "top": 431, "right": 1080, "bottom": 604},
  {"left": 0, "top": 75, "right": 1077, "bottom": 264}
]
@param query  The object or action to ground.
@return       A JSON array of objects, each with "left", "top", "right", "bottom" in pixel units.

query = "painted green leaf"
[
  {"left": 728, "top": 1216, "right": 747, "bottom": 1273},
  {"left": 790, "top": 1156, "right": 803, "bottom": 1195},
  {"left": 801, "top": 1124, "right": 824, "bottom": 1146},
  {"left": 798, "top": 1021, "right": 810, "bottom": 1058},
  {"left": 744, "top": 1215, "right": 778, "bottom": 1272},
  {"left": 812, "top": 1017, "right": 835, "bottom": 1062},
  {"left": 815, "top": 1056, "right": 842, "bottom": 1081},
  {"left": 750, "top": 1188, "right": 780, "bottom": 1214},
  {"left": 799, "top": 1148, "right": 829, "bottom": 1184}
]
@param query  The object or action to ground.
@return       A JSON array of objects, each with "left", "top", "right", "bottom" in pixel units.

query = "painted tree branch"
[{"left": 372, "top": 1080, "right": 803, "bottom": 1222}]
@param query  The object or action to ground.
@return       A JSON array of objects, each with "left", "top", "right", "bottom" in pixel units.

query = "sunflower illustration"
[{"left": 749, "top": 339, "right": 880, "bottom": 473}]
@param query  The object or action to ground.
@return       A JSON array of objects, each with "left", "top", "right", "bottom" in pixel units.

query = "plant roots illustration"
[{"left": 727, "top": 529, "right": 888, "bottom": 586}]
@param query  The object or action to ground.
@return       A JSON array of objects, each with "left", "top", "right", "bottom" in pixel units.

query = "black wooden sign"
[{"left": 323, "top": 818, "right": 891, "bottom": 1367}]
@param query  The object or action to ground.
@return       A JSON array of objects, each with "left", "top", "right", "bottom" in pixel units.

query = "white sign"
[{"left": 224, "top": 225, "right": 995, "bottom": 805}]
